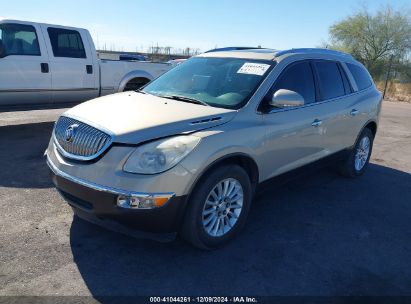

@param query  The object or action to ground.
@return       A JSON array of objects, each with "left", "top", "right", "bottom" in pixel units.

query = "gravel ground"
[{"left": 0, "top": 101, "right": 410, "bottom": 297}]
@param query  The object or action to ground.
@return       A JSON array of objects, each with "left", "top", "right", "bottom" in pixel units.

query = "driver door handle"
[
  {"left": 311, "top": 119, "right": 322, "bottom": 127},
  {"left": 40, "top": 63, "right": 49, "bottom": 73}
]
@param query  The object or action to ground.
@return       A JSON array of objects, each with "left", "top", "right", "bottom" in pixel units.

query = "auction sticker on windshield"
[{"left": 237, "top": 63, "right": 270, "bottom": 76}]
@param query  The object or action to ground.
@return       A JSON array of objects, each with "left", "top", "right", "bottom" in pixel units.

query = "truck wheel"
[
  {"left": 124, "top": 78, "right": 150, "bottom": 91},
  {"left": 181, "top": 165, "right": 252, "bottom": 250},
  {"left": 338, "top": 128, "right": 374, "bottom": 178}
]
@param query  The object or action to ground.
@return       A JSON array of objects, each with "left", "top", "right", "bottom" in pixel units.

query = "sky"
[{"left": 1, "top": 0, "right": 410, "bottom": 53}]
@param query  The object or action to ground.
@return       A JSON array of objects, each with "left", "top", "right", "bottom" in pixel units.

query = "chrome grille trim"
[{"left": 53, "top": 116, "right": 113, "bottom": 161}]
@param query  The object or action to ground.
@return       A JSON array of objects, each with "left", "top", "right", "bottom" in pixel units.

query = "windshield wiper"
[{"left": 159, "top": 94, "right": 209, "bottom": 106}]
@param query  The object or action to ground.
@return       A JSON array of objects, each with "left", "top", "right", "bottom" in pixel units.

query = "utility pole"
[{"left": 383, "top": 55, "right": 394, "bottom": 100}]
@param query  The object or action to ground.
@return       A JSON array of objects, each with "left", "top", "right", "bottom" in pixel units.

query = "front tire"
[
  {"left": 338, "top": 128, "right": 374, "bottom": 177},
  {"left": 181, "top": 165, "right": 252, "bottom": 250}
]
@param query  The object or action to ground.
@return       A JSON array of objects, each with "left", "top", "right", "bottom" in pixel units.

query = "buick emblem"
[{"left": 65, "top": 124, "right": 78, "bottom": 142}]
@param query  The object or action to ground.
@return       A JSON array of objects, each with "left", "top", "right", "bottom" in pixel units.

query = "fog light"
[
  {"left": 117, "top": 195, "right": 171, "bottom": 209},
  {"left": 117, "top": 196, "right": 138, "bottom": 208}
]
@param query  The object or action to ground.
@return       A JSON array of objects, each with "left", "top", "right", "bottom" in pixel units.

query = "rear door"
[
  {"left": 260, "top": 60, "right": 330, "bottom": 179},
  {"left": 311, "top": 60, "right": 359, "bottom": 153},
  {"left": 41, "top": 25, "right": 98, "bottom": 104},
  {"left": 344, "top": 62, "right": 376, "bottom": 143},
  {"left": 0, "top": 22, "right": 51, "bottom": 106}
]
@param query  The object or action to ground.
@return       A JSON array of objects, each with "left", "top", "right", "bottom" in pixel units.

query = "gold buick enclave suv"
[{"left": 46, "top": 47, "right": 382, "bottom": 249}]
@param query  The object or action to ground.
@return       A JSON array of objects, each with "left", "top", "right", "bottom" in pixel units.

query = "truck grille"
[{"left": 54, "top": 116, "right": 112, "bottom": 160}]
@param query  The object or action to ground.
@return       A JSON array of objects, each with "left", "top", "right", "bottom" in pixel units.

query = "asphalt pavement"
[{"left": 0, "top": 102, "right": 410, "bottom": 297}]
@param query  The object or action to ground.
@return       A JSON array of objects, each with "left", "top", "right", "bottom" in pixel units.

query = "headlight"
[{"left": 123, "top": 135, "right": 201, "bottom": 174}]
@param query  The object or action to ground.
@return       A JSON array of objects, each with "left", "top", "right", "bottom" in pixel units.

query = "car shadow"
[
  {"left": 0, "top": 122, "right": 54, "bottom": 189},
  {"left": 69, "top": 163, "right": 411, "bottom": 298}
]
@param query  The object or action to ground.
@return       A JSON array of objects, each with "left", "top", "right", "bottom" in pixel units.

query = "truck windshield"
[{"left": 142, "top": 57, "right": 274, "bottom": 109}]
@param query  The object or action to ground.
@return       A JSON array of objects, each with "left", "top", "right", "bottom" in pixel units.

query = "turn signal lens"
[{"left": 153, "top": 197, "right": 169, "bottom": 207}]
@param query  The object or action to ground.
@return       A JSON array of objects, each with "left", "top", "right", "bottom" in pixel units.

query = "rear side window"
[
  {"left": 347, "top": 63, "right": 373, "bottom": 90},
  {"left": 271, "top": 61, "right": 316, "bottom": 104},
  {"left": 47, "top": 27, "right": 86, "bottom": 58},
  {"left": 0, "top": 23, "right": 40, "bottom": 57},
  {"left": 314, "top": 61, "right": 345, "bottom": 100}
]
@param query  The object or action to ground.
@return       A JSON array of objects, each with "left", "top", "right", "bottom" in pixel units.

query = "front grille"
[{"left": 54, "top": 116, "right": 111, "bottom": 160}]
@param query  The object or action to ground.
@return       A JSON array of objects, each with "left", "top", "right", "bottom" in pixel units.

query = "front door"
[
  {"left": 260, "top": 60, "right": 329, "bottom": 180},
  {"left": 0, "top": 22, "right": 51, "bottom": 106}
]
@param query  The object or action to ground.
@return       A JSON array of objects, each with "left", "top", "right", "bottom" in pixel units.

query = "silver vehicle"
[{"left": 46, "top": 47, "right": 382, "bottom": 249}]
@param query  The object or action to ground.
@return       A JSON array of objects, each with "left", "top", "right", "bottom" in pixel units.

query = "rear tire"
[
  {"left": 338, "top": 128, "right": 374, "bottom": 178},
  {"left": 181, "top": 165, "right": 252, "bottom": 250}
]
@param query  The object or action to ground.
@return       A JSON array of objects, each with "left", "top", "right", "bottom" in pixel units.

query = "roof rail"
[
  {"left": 205, "top": 47, "right": 264, "bottom": 53},
  {"left": 274, "top": 48, "right": 353, "bottom": 58}
]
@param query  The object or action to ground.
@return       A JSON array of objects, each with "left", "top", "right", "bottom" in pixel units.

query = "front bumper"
[{"left": 47, "top": 158, "right": 188, "bottom": 238}]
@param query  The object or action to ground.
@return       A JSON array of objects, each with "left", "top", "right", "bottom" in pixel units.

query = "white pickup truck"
[{"left": 0, "top": 20, "right": 172, "bottom": 106}]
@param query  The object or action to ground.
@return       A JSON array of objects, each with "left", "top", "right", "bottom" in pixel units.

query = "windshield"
[{"left": 142, "top": 57, "right": 274, "bottom": 109}]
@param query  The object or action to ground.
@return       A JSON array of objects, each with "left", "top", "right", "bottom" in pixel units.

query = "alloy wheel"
[
  {"left": 202, "top": 178, "right": 244, "bottom": 237},
  {"left": 354, "top": 136, "right": 371, "bottom": 171}
]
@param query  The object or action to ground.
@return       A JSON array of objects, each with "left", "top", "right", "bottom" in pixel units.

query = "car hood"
[{"left": 63, "top": 92, "right": 237, "bottom": 144}]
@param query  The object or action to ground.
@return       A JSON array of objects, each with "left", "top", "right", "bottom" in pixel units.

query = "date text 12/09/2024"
[{"left": 149, "top": 297, "right": 258, "bottom": 303}]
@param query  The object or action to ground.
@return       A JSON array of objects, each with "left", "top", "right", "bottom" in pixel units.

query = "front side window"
[
  {"left": 47, "top": 27, "right": 86, "bottom": 58},
  {"left": 0, "top": 23, "right": 40, "bottom": 57},
  {"left": 347, "top": 63, "right": 373, "bottom": 91},
  {"left": 314, "top": 61, "right": 345, "bottom": 100},
  {"left": 270, "top": 61, "right": 316, "bottom": 104},
  {"left": 142, "top": 57, "right": 275, "bottom": 109}
]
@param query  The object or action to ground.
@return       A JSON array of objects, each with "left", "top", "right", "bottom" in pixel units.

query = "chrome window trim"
[
  {"left": 262, "top": 86, "right": 373, "bottom": 115},
  {"left": 53, "top": 114, "right": 115, "bottom": 161},
  {"left": 253, "top": 56, "right": 374, "bottom": 115},
  {"left": 46, "top": 155, "right": 175, "bottom": 199}
]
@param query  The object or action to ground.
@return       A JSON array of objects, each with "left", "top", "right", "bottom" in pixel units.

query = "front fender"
[{"left": 179, "top": 128, "right": 263, "bottom": 194}]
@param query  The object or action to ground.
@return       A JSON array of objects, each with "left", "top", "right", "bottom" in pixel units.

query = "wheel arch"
[
  {"left": 364, "top": 120, "right": 377, "bottom": 137},
  {"left": 352, "top": 119, "right": 378, "bottom": 148},
  {"left": 117, "top": 70, "right": 153, "bottom": 92},
  {"left": 186, "top": 153, "right": 260, "bottom": 202}
]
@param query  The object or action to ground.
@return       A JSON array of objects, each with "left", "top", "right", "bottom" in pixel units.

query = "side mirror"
[{"left": 270, "top": 89, "right": 305, "bottom": 108}]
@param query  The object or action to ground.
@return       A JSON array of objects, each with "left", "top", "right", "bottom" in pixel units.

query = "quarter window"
[
  {"left": 270, "top": 61, "right": 316, "bottom": 104},
  {"left": 47, "top": 27, "right": 86, "bottom": 58},
  {"left": 0, "top": 23, "right": 40, "bottom": 57},
  {"left": 314, "top": 61, "right": 345, "bottom": 100},
  {"left": 339, "top": 64, "right": 353, "bottom": 94},
  {"left": 347, "top": 63, "right": 373, "bottom": 90}
]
